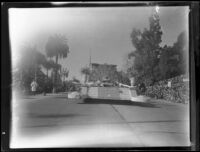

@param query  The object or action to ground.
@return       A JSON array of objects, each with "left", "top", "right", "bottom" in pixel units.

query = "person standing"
[{"left": 31, "top": 79, "right": 38, "bottom": 95}]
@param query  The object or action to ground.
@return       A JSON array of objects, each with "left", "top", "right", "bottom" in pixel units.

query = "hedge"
[{"left": 145, "top": 75, "right": 189, "bottom": 104}]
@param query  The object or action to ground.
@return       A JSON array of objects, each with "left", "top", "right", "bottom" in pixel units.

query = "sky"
[{"left": 9, "top": 6, "right": 189, "bottom": 82}]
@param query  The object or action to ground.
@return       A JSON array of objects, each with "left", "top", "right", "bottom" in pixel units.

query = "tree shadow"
[
  {"left": 80, "top": 98, "right": 159, "bottom": 108},
  {"left": 52, "top": 97, "right": 82, "bottom": 102},
  {"left": 17, "top": 113, "right": 85, "bottom": 137},
  {"left": 53, "top": 96, "right": 71, "bottom": 99},
  {"left": 21, "top": 96, "right": 36, "bottom": 99},
  {"left": 26, "top": 113, "right": 82, "bottom": 118}
]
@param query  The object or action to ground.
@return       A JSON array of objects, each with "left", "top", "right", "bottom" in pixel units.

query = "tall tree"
[
  {"left": 42, "top": 59, "right": 56, "bottom": 78},
  {"left": 45, "top": 34, "right": 69, "bottom": 92},
  {"left": 60, "top": 68, "right": 69, "bottom": 82},
  {"left": 15, "top": 45, "right": 47, "bottom": 92},
  {"left": 18, "top": 45, "right": 46, "bottom": 73},
  {"left": 172, "top": 31, "right": 188, "bottom": 75},
  {"left": 128, "top": 11, "right": 163, "bottom": 86},
  {"left": 158, "top": 31, "right": 188, "bottom": 80},
  {"left": 158, "top": 45, "right": 175, "bottom": 79}
]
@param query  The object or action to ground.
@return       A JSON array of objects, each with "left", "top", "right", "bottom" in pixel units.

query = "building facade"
[{"left": 89, "top": 63, "right": 118, "bottom": 82}]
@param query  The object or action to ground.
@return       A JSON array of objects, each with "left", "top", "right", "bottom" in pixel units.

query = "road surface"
[{"left": 10, "top": 93, "right": 190, "bottom": 148}]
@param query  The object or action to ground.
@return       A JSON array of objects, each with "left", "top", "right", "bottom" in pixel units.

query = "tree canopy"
[
  {"left": 45, "top": 34, "right": 70, "bottom": 92},
  {"left": 13, "top": 45, "right": 47, "bottom": 92},
  {"left": 128, "top": 12, "right": 162, "bottom": 85},
  {"left": 45, "top": 34, "right": 69, "bottom": 59},
  {"left": 127, "top": 11, "right": 188, "bottom": 86}
]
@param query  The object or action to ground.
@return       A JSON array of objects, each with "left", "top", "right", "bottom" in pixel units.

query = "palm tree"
[
  {"left": 45, "top": 34, "right": 69, "bottom": 92},
  {"left": 61, "top": 68, "right": 69, "bottom": 82},
  {"left": 81, "top": 67, "right": 90, "bottom": 84},
  {"left": 43, "top": 59, "right": 55, "bottom": 78},
  {"left": 52, "top": 63, "right": 62, "bottom": 89}
]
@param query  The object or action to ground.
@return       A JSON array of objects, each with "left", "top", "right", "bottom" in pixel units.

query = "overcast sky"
[{"left": 9, "top": 6, "right": 189, "bottom": 81}]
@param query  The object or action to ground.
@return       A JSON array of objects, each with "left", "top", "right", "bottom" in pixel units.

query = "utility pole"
[
  {"left": 89, "top": 48, "right": 92, "bottom": 71},
  {"left": 88, "top": 48, "right": 92, "bottom": 83},
  {"left": 35, "top": 64, "right": 37, "bottom": 81}
]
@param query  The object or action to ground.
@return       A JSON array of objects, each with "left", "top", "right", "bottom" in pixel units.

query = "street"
[
  {"left": 10, "top": 92, "right": 190, "bottom": 148},
  {"left": 7, "top": 4, "right": 192, "bottom": 149}
]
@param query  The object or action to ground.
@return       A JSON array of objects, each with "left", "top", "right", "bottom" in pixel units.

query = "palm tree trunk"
[
  {"left": 46, "top": 69, "right": 48, "bottom": 78},
  {"left": 53, "top": 55, "right": 58, "bottom": 93},
  {"left": 35, "top": 64, "right": 37, "bottom": 81},
  {"left": 52, "top": 70, "right": 55, "bottom": 92}
]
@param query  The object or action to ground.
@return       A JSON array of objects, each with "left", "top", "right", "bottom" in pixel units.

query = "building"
[{"left": 89, "top": 63, "right": 118, "bottom": 82}]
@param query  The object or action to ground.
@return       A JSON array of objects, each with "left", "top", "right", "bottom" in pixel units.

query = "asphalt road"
[{"left": 10, "top": 93, "right": 190, "bottom": 148}]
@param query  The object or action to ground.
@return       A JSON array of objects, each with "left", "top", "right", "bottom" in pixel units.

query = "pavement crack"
[
  {"left": 110, "top": 104, "right": 145, "bottom": 146},
  {"left": 110, "top": 104, "right": 127, "bottom": 122}
]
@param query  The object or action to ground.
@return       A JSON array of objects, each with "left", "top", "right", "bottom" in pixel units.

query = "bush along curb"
[{"left": 145, "top": 75, "right": 189, "bottom": 104}]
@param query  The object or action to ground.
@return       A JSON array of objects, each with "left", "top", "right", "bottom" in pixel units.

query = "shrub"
[{"left": 145, "top": 75, "right": 189, "bottom": 103}]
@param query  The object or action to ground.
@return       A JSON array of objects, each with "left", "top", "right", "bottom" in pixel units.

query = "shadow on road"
[
  {"left": 21, "top": 96, "right": 36, "bottom": 99},
  {"left": 80, "top": 98, "right": 159, "bottom": 108},
  {"left": 18, "top": 113, "right": 85, "bottom": 137},
  {"left": 26, "top": 113, "right": 81, "bottom": 118},
  {"left": 52, "top": 96, "right": 68, "bottom": 99}
]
